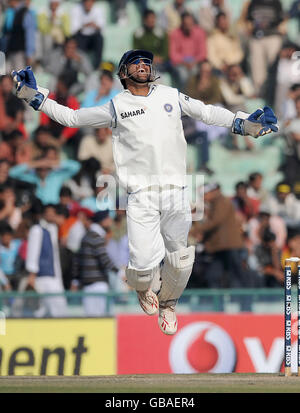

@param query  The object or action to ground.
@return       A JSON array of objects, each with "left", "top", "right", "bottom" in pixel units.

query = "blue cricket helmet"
[
  {"left": 117, "top": 49, "right": 154, "bottom": 75},
  {"left": 117, "top": 49, "right": 157, "bottom": 87}
]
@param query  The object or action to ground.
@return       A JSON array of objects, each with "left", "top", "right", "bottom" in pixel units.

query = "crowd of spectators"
[{"left": 0, "top": 0, "right": 300, "bottom": 316}]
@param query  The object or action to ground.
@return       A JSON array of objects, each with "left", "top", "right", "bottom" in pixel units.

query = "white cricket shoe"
[
  {"left": 158, "top": 302, "right": 177, "bottom": 335},
  {"left": 137, "top": 289, "right": 159, "bottom": 315}
]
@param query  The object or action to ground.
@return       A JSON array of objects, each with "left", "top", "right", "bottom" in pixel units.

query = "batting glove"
[
  {"left": 232, "top": 106, "right": 279, "bottom": 138},
  {"left": 11, "top": 66, "right": 49, "bottom": 111}
]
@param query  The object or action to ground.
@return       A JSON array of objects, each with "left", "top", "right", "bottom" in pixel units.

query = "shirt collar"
[{"left": 124, "top": 83, "right": 157, "bottom": 96}]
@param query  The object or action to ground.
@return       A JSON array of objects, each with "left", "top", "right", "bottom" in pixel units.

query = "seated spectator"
[
  {"left": 37, "top": 0, "right": 71, "bottom": 60},
  {"left": 185, "top": 60, "right": 223, "bottom": 105},
  {"left": 0, "top": 160, "right": 11, "bottom": 188},
  {"left": 254, "top": 227, "right": 284, "bottom": 287},
  {"left": 248, "top": 210, "right": 287, "bottom": 251},
  {"left": 262, "top": 181, "right": 300, "bottom": 228},
  {"left": 282, "top": 83, "right": 300, "bottom": 122},
  {"left": 282, "top": 96, "right": 300, "bottom": 186},
  {"left": 158, "top": 0, "right": 188, "bottom": 33},
  {"left": 207, "top": 12, "right": 244, "bottom": 73},
  {"left": 169, "top": 12, "right": 207, "bottom": 89},
  {"left": 25, "top": 203, "right": 67, "bottom": 317},
  {"left": 81, "top": 70, "right": 119, "bottom": 108},
  {"left": 0, "top": 223, "right": 22, "bottom": 290},
  {"left": 111, "top": 0, "right": 148, "bottom": 25},
  {"left": 16, "top": 125, "right": 61, "bottom": 164},
  {"left": 40, "top": 74, "right": 80, "bottom": 149},
  {"left": 181, "top": 115, "right": 213, "bottom": 175},
  {"left": 0, "top": 184, "right": 22, "bottom": 230},
  {"left": 0, "top": 159, "right": 36, "bottom": 209},
  {"left": 78, "top": 128, "right": 115, "bottom": 175},
  {"left": 64, "top": 158, "right": 99, "bottom": 202},
  {"left": 0, "top": 78, "right": 14, "bottom": 136},
  {"left": 268, "top": 41, "right": 300, "bottom": 120},
  {"left": 8, "top": 152, "right": 80, "bottom": 205},
  {"left": 247, "top": 172, "right": 269, "bottom": 204},
  {"left": 0, "top": 75, "right": 27, "bottom": 139},
  {"left": 71, "top": 0, "right": 104, "bottom": 69},
  {"left": 44, "top": 36, "right": 93, "bottom": 96},
  {"left": 193, "top": 183, "right": 248, "bottom": 288},
  {"left": 0, "top": 130, "right": 27, "bottom": 165},
  {"left": 1, "top": 0, "right": 37, "bottom": 72},
  {"left": 133, "top": 9, "right": 169, "bottom": 74},
  {"left": 231, "top": 181, "right": 259, "bottom": 221},
  {"left": 219, "top": 64, "right": 255, "bottom": 150},
  {"left": 220, "top": 64, "right": 255, "bottom": 109},
  {"left": 198, "top": 0, "right": 232, "bottom": 34},
  {"left": 246, "top": 0, "right": 285, "bottom": 97},
  {"left": 84, "top": 60, "right": 122, "bottom": 94},
  {"left": 71, "top": 210, "right": 118, "bottom": 317},
  {"left": 184, "top": 60, "right": 227, "bottom": 156}
]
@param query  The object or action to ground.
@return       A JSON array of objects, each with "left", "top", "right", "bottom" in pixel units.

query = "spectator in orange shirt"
[{"left": 169, "top": 12, "right": 207, "bottom": 89}]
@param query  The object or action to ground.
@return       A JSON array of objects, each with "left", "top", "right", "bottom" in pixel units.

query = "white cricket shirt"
[{"left": 42, "top": 84, "right": 235, "bottom": 192}]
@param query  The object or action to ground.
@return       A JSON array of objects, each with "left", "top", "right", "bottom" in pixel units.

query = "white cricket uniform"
[{"left": 41, "top": 84, "right": 235, "bottom": 270}]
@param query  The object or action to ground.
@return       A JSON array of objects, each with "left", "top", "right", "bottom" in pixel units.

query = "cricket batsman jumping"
[{"left": 12, "top": 49, "right": 278, "bottom": 335}]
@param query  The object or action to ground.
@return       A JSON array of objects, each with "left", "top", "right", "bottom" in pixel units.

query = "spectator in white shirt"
[{"left": 71, "top": 0, "right": 105, "bottom": 69}]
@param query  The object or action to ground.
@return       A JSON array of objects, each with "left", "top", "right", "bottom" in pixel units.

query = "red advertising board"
[{"left": 117, "top": 313, "right": 295, "bottom": 374}]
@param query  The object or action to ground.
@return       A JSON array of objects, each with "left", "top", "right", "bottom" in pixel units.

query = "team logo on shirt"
[
  {"left": 164, "top": 103, "right": 173, "bottom": 113},
  {"left": 120, "top": 108, "right": 146, "bottom": 119}
]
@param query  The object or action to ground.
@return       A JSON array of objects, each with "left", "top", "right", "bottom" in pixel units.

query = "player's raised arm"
[
  {"left": 179, "top": 92, "right": 279, "bottom": 138},
  {"left": 11, "top": 66, "right": 114, "bottom": 128}
]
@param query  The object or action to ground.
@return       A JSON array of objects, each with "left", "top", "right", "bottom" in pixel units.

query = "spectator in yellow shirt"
[{"left": 207, "top": 12, "right": 244, "bottom": 73}]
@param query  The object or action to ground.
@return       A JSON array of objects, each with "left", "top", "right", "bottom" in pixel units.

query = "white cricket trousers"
[{"left": 126, "top": 186, "right": 192, "bottom": 270}]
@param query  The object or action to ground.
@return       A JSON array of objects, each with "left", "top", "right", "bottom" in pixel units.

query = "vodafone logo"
[{"left": 169, "top": 322, "right": 236, "bottom": 373}]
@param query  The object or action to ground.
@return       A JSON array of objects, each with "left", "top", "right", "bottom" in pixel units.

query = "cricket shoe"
[
  {"left": 158, "top": 300, "right": 177, "bottom": 335},
  {"left": 137, "top": 289, "right": 159, "bottom": 315}
]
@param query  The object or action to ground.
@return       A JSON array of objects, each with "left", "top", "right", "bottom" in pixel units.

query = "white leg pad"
[
  {"left": 125, "top": 266, "right": 159, "bottom": 291},
  {"left": 158, "top": 246, "right": 195, "bottom": 303},
  {"left": 151, "top": 265, "right": 162, "bottom": 294}
]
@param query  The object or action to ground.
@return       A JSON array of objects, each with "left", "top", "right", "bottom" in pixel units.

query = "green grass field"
[{"left": 1, "top": 374, "right": 300, "bottom": 393}]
